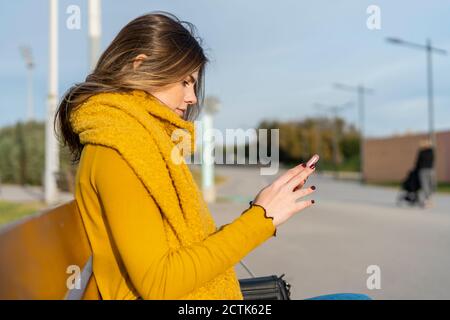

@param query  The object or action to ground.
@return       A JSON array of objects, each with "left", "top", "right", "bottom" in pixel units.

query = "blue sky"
[{"left": 1, "top": 0, "right": 449, "bottom": 138}]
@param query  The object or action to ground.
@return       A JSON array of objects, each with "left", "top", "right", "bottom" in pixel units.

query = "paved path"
[
  {"left": 207, "top": 165, "right": 450, "bottom": 300},
  {"left": 0, "top": 184, "right": 73, "bottom": 204}
]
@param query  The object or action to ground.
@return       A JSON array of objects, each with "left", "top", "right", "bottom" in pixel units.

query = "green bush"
[
  {"left": 0, "top": 121, "right": 75, "bottom": 190},
  {"left": 257, "top": 117, "right": 361, "bottom": 171}
]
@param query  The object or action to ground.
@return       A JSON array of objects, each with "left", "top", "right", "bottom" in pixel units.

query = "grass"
[
  {"left": 368, "top": 181, "right": 450, "bottom": 194},
  {"left": 190, "top": 167, "right": 227, "bottom": 186},
  {"left": 315, "top": 158, "right": 360, "bottom": 172},
  {"left": 283, "top": 159, "right": 360, "bottom": 173},
  {"left": 439, "top": 183, "right": 450, "bottom": 193},
  {"left": 0, "top": 201, "right": 45, "bottom": 228}
]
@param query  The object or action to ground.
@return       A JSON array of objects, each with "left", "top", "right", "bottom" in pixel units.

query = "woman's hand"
[{"left": 252, "top": 162, "right": 316, "bottom": 227}]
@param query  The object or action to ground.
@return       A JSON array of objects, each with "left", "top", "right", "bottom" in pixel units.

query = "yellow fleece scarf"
[{"left": 70, "top": 90, "right": 243, "bottom": 300}]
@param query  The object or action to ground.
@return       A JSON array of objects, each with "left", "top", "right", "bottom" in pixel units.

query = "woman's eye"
[{"left": 183, "top": 81, "right": 190, "bottom": 87}]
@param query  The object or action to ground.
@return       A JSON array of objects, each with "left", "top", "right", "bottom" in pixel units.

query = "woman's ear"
[{"left": 133, "top": 54, "right": 148, "bottom": 71}]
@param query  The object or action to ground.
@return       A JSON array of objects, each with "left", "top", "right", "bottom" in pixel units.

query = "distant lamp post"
[
  {"left": 333, "top": 83, "right": 374, "bottom": 183},
  {"left": 386, "top": 37, "right": 447, "bottom": 149},
  {"left": 314, "top": 102, "right": 353, "bottom": 179},
  {"left": 19, "top": 46, "right": 35, "bottom": 121},
  {"left": 202, "top": 96, "right": 220, "bottom": 203}
]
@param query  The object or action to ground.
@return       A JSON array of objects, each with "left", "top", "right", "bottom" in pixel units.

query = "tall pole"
[
  {"left": 20, "top": 47, "right": 35, "bottom": 121},
  {"left": 314, "top": 121, "right": 321, "bottom": 157},
  {"left": 334, "top": 83, "right": 374, "bottom": 183},
  {"left": 27, "top": 64, "right": 34, "bottom": 121},
  {"left": 45, "top": 0, "right": 59, "bottom": 205},
  {"left": 426, "top": 38, "right": 435, "bottom": 147},
  {"left": 358, "top": 85, "right": 365, "bottom": 183},
  {"left": 202, "top": 113, "right": 215, "bottom": 203},
  {"left": 386, "top": 37, "right": 446, "bottom": 150},
  {"left": 331, "top": 109, "right": 339, "bottom": 178},
  {"left": 88, "top": 0, "right": 101, "bottom": 71},
  {"left": 201, "top": 97, "right": 220, "bottom": 203},
  {"left": 314, "top": 102, "right": 352, "bottom": 180}
]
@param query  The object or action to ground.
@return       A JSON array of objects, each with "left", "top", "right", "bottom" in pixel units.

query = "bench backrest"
[{"left": 0, "top": 200, "right": 101, "bottom": 299}]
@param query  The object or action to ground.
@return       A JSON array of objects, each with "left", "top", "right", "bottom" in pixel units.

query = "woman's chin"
[{"left": 175, "top": 109, "right": 185, "bottom": 117}]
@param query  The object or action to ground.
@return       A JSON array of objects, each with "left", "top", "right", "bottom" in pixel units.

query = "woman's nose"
[{"left": 185, "top": 90, "right": 197, "bottom": 105}]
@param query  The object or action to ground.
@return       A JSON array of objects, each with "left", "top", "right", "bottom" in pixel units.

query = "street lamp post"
[
  {"left": 386, "top": 37, "right": 447, "bottom": 149},
  {"left": 20, "top": 47, "right": 35, "bottom": 121},
  {"left": 314, "top": 102, "right": 352, "bottom": 179},
  {"left": 333, "top": 83, "right": 374, "bottom": 183}
]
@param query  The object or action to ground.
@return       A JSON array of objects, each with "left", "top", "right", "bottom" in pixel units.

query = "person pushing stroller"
[{"left": 398, "top": 139, "right": 435, "bottom": 208}]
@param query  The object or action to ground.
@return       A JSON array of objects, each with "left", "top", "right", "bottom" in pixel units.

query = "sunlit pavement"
[
  {"left": 208, "top": 165, "right": 450, "bottom": 300},
  {"left": 0, "top": 184, "right": 73, "bottom": 204}
]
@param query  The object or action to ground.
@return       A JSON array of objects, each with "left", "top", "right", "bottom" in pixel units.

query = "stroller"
[{"left": 397, "top": 168, "right": 421, "bottom": 206}]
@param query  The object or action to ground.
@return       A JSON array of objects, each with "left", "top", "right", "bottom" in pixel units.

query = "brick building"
[{"left": 364, "top": 130, "right": 450, "bottom": 183}]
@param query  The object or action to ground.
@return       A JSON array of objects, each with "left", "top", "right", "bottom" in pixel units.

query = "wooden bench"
[{"left": 0, "top": 200, "right": 101, "bottom": 299}]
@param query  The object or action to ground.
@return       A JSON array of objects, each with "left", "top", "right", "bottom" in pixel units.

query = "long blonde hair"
[{"left": 55, "top": 11, "right": 208, "bottom": 162}]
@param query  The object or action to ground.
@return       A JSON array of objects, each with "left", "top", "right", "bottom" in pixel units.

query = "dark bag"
[
  {"left": 239, "top": 274, "right": 291, "bottom": 300},
  {"left": 238, "top": 261, "right": 291, "bottom": 300}
]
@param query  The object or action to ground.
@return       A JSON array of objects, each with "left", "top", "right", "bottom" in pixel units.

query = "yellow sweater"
[{"left": 72, "top": 90, "right": 276, "bottom": 300}]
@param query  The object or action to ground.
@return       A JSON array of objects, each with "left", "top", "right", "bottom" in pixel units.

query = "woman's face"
[
  {"left": 132, "top": 54, "right": 199, "bottom": 118},
  {"left": 150, "top": 70, "right": 199, "bottom": 118}
]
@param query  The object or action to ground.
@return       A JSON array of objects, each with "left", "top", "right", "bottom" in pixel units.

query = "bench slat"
[{"left": 0, "top": 200, "right": 101, "bottom": 300}]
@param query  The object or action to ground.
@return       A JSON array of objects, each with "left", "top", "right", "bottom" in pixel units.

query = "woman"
[{"left": 56, "top": 12, "right": 353, "bottom": 300}]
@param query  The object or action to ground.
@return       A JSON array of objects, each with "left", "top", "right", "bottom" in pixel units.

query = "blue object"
[{"left": 305, "top": 293, "right": 372, "bottom": 300}]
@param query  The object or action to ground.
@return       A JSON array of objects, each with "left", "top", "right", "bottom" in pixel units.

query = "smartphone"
[{"left": 306, "top": 154, "right": 320, "bottom": 168}]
